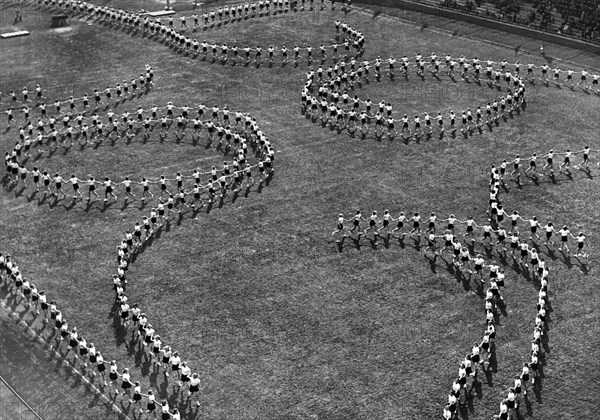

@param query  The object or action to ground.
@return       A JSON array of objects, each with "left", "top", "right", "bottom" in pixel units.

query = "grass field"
[{"left": 0, "top": 1, "right": 599, "bottom": 419}]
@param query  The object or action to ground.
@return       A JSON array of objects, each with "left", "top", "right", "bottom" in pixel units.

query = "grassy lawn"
[{"left": 0, "top": 1, "right": 599, "bottom": 419}]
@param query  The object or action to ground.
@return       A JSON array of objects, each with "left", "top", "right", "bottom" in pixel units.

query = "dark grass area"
[{"left": 0, "top": 2, "right": 599, "bottom": 420}]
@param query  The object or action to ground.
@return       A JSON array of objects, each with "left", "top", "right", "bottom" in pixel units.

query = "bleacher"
[{"left": 425, "top": 0, "right": 600, "bottom": 42}]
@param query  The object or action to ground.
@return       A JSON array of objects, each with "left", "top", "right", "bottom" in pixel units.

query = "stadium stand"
[{"left": 436, "top": 0, "right": 600, "bottom": 42}]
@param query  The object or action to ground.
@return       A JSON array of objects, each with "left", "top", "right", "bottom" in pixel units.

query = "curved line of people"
[
  {"left": 3, "top": 102, "right": 276, "bottom": 206},
  {"left": 335, "top": 147, "right": 587, "bottom": 418},
  {"left": 4, "top": 99, "right": 276, "bottom": 160},
  {"left": 3, "top": 47, "right": 598, "bottom": 117},
  {"left": 0, "top": 3, "right": 286, "bottom": 418},
  {"left": 490, "top": 248, "right": 550, "bottom": 420},
  {"left": 4, "top": 2, "right": 590, "bottom": 418},
  {"left": 303, "top": 53, "right": 529, "bottom": 138},
  {"left": 492, "top": 147, "right": 600, "bottom": 189},
  {"left": 1, "top": 105, "right": 276, "bottom": 420},
  {"left": 302, "top": 50, "right": 600, "bottom": 138},
  {"left": 162, "top": 0, "right": 341, "bottom": 30},
  {"left": 487, "top": 158, "right": 555, "bottom": 420},
  {"left": 0, "top": 254, "right": 190, "bottom": 419},
  {"left": 331, "top": 206, "right": 587, "bottom": 260},
  {"left": 1, "top": 66, "right": 154, "bottom": 116},
  {"left": 29, "top": 0, "right": 365, "bottom": 67},
  {"left": 331, "top": 205, "right": 556, "bottom": 420},
  {"left": 333, "top": 155, "right": 585, "bottom": 418}
]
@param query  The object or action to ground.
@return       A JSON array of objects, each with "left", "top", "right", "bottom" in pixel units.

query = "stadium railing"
[{"left": 355, "top": 0, "right": 600, "bottom": 54}]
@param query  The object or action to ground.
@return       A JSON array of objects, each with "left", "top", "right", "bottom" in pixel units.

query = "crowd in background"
[{"left": 439, "top": 0, "right": 600, "bottom": 42}]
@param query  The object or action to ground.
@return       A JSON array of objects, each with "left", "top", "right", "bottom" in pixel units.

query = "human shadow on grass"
[
  {"left": 99, "top": 199, "right": 117, "bottom": 213},
  {"left": 110, "top": 301, "right": 128, "bottom": 348},
  {"left": 439, "top": 255, "right": 471, "bottom": 289},
  {"left": 458, "top": 401, "right": 472, "bottom": 419},
  {"left": 137, "top": 352, "right": 154, "bottom": 379},
  {"left": 559, "top": 251, "right": 574, "bottom": 269},
  {"left": 51, "top": 345, "right": 70, "bottom": 374},
  {"left": 59, "top": 197, "right": 79, "bottom": 212},
  {"left": 163, "top": 218, "right": 173, "bottom": 233},
  {"left": 83, "top": 198, "right": 99, "bottom": 213},
  {"left": 23, "top": 307, "right": 41, "bottom": 329},
  {"left": 5, "top": 291, "right": 25, "bottom": 315},
  {"left": 94, "top": 394, "right": 122, "bottom": 420},
  {"left": 177, "top": 403, "right": 200, "bottom": 420},
  {"left": 68, "top": 368, "right": 84, "bottom": 391},
  {"left": 2, "top": 179, "right": 17, "bottom": 193},
  {"left": 129, "top": 339, "right": 145, "bottom": 371},
  {"left": 573, "top": 255, "right": 589, "bottom": 275},
  {"left": 48, "top": 195, "right": 61, "bottom": 210},
  {"left": 14, "top": 300, "right": 31, "bottom": 321},
  {"left": 469, "top": 372, "right": 486, "bottom": 401},
  {"left": 12, "top": 185, "right": 27, "bottom": 198},
  {"left": 532, "top": 373, "right": 544, "bottom": 403}
]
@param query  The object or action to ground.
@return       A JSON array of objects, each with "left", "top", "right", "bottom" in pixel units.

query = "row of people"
[
  {"left": 99, "top": 130, "right": 279, "bottom": 413},
  {"left": 7, "top": 101, "right": 269, "bottom": 137},
  {"left": 140, "top": 22, "right": 363, "bottom": 64},
  {"left": 492, "top": 148, "right": 600, "bottom": 187},
  {"left": 2, "top": 106, "right": 276, "bottom": 420},
  {"left": 488, "top": 152, "right": 559, "bottom": 420},
  {"left": 3, "top": 66, "right": 154, "bottom": 125},
  {"left": 2, "top": 111, "right": 276, "bottom": 420},
  {"left": 492, "top": 244, "right": 551, "bottom": 420},
  {"left": 0, "top": 253, "right": 189, "bottom": 418},
  {"left": 4, "top": 99, "right": 273, "bottom": 167},
  {"left": 304, "top": 52, "right": 599, "bottom": 91},
  {"left": 444, "top": 284, "right": 503, "bottom": 418},
  {"left": 34, "top": 0, "right": 364, "bottom": 69},
  {"left": 329, "top": 207, "right": 561, "bottom": 420},
  {"left": 6, "top": 107, "right": 272, "bottom": 157},
  {"left": 4, "top": 121, "right": 275, "bottom": 207},
  {"left": 305, "top": 58, "right": 529, "bottom": 95},
  {"left": 487, "top": 159, "right": 588, "bottom": 257},
  {"left": 303, "top": 98, "right": 524, "bottom": 138},
  {"left": 331, "top": 209, "right": 586, "bottom": 255},
  {"left": 159, "top": 0, "right": 342, "bottom": 31},
  {"left": 385, "top": 54, "right": 600, "bottom": 84},
  {"left": 303, "top": 56, "right": 527, "bottom": 137}
]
